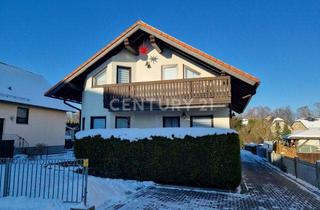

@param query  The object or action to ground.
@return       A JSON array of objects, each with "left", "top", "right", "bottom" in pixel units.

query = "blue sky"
[{"left": 0, "top": 0, "right": 319, "bottom": 110}]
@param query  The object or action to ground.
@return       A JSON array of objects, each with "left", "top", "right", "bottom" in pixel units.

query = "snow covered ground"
[
  {"left": 0, "top": 178, "right": 153, "bottom": 210},
  {"left": 76, "top": 127, "right": 236, "bottom": 141},
  {"left": 0, "top": 150, "right": 154, "bottom": 210}
]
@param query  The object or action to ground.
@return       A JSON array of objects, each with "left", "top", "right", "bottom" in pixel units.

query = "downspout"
[{"left": 63, "top": 100, "right": 82, "bottom": 130}]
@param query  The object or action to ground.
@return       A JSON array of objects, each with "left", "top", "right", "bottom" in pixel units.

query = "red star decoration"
[{"left": 139, "top": 44, "right": 148, "bottom": 55}]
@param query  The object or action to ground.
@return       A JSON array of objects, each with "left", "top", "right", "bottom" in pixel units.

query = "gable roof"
[
  {"left": 0, "top": 62, "right": 72, "bottom": 111},
  {"left": 294, "top": 118, "right": 320, "bottom": 129},
  {"left": 287, "top": 128, "right": 320, "bottom": 140},
  {"left": 45, "top": 20, "right": 260, "bottom": 113}
]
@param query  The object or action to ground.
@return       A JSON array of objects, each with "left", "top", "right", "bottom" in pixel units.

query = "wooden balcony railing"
[{"left": 103, "top": 76, "right": 231, "bottom": 111}]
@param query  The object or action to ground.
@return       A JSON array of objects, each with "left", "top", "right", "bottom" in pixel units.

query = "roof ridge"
[{"left": 0, "top": 61, "right": 45, "bottom": 79}]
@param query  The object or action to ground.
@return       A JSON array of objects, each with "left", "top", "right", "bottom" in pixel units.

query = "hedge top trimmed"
[{"left": 76, "top": 127, "right": 237, "bottom": 141}]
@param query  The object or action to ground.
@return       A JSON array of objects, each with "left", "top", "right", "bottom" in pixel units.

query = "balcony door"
[
  {"left": 117, "top": 66, "right": 131, "bottom": 84},
  {"left": 0, "top": 118, "right": 4, "bottom": 140}
]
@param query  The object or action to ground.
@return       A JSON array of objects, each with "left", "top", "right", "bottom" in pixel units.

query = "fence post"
[
  {"left": 3, "top": 159, "right": 11, "bottom": 197},
  {"left": 83, "top": 159, "right": 89, "bottom": 206},
  {"left": 316, "top": 160, "right": 320, "bottom": 189},
  {"left": 294, "top": 157, "right": 298, "bottom": 178}
]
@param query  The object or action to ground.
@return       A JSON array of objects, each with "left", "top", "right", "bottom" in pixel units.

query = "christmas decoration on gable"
[
  {"left": 139, "top": 41, "right": 158, "bottom": 69},
  {"left": 139, "top": 42, "right": 149, "bottom": 56}
]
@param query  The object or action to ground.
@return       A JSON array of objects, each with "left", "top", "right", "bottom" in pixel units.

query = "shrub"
[{"left": 74, "top": 134, "right": 241, "bottom": 189}]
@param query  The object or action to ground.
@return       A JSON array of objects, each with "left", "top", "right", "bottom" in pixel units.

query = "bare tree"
[
  {"left": 296, "top": 106, "right": 312, "bottom": 119},
  {"left": 272, "top": 106, "right": 295, "bottom": 123},
  {"left": 244, "top": 106, "right": 272, "bottom": 119},
  {"left": 314, "top": 102, "right": 320, "bottom": 117}
]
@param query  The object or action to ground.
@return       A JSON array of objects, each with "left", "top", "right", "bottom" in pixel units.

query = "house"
[
  {"left": 285, "top": 128, "right": 320, "bottom": 162},
  {"left": 270, "top": 117, "right": 287, "bottom": 133},
  {"left": 45, "top": 21, "right": 259, "bottom": 130},
  {"left": 241, "top": 118, "right": 249, "bottom": 126},
  {"left": 0, "top": 62, "right": 71, "bottom": 154},
  {"left": 291, "top": 118, "right": 320, "bottom": 132}
]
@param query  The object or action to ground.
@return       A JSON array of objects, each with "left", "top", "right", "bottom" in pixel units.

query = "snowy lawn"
[
  {"left": 0, "top": 150, "right": 154, "bottom": 210},
  {"left": 0, "top": 177, "right": 153, "bottom": 210},
  {"left": 76, "top": 127, "right": 236, "bottom": 141}
]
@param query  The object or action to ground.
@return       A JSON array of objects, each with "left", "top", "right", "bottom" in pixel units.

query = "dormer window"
[{"left": 92, "top": 70, "right": 107, "bottom": 87}]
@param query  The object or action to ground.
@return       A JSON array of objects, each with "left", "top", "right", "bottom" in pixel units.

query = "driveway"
[{"left": 104, "top": 150, "right": 320, "bottom": 209}]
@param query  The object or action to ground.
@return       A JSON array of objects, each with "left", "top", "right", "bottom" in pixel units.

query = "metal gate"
[{"left": 0, "top": 158, "right": 88, "bottom": 205}]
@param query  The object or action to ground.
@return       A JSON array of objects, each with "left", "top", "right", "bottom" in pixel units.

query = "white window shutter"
[
  {"left": 163, "top": 66, "right": 177, "bottom": 80},
  {"left": 191, "top": 116, "right": 213, "bottom": 128},
  {"left": 117, "top": 67, "right": 130, "bottom": 83}
]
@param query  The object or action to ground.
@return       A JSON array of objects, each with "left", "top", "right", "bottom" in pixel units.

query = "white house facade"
[
  {"left": 0, "top": 62, "right": 71, "bottom": 154},
  {"left": 46, "top": 21, "right": 260, "bottom": 131}
]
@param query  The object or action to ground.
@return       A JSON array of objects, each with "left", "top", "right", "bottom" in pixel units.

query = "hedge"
[{"left": 74, "top": 134, "right": 241, "bottom": 189}]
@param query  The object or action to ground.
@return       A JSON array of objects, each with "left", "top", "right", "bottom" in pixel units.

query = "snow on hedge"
[{"left": 76, "top": 127, "right": 237, "bottom": 141}]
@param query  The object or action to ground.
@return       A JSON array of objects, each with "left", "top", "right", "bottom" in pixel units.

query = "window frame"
[
  {"left": 82, "top": 117, "right": 85, "bottom": 130},
  {"left": 161, "top": 64, "right": 178, "bottom": 80},
  {"left": 90, "top": 116, "right": 106, "bottom": 129},
  {"left": 190, "top": 115, "right": 214, "bottom": 128},
  {"left": 162, "top": 116, "right": 180, "bottom": 128},
  {"left": 92, "top": 69, "right": 107, "bottom": 88},
  {"left": 115, "top": 116, "right": 131, "bottom": 128},
  {"left": 116, "top": 66, "right": 131, "bottom": 84},
  {"left": 183, "top": 65, "right": 201, "bottom": 79},
  {"left": 16, "top": 107, "right": 29, "bottom": 124}
]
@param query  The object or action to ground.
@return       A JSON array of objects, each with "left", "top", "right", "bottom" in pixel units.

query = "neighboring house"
[
  {"left": 291, "top": 118, "right": 320, "bottom": 132},
  {"left": 270, "top": 117, "right": 286, "bottom": 134},
  {"left": 45, "top": 21, "right": 259, "bottom": 130},
  {"left": 286, "top": 128, "right": 320, "bottom": 154},
  {"left": 0, "top": 62, "right": 71, "bottom": 154},
  {"left": 241, "top": 118, "right": 249, "bottom": 126}
]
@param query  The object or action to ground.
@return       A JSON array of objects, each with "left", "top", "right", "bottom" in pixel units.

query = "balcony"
[{"left": 103, "top": 76, "right": 231, "bottom": 111}]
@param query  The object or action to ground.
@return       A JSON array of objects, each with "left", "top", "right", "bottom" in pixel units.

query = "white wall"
[
  {"left": 0, "top": 102, "right": 66, "bottom": 147},
  {"left": 81, "top": 41, "right": 230, "bottom": 129}
]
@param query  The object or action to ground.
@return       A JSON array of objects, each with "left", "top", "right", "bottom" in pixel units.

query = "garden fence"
[
  {"left": 257, "top": 150, "right": 320, "bottom": 189},
  {"left": 0, "top": 158, "right": 88, "bottom": 205}
]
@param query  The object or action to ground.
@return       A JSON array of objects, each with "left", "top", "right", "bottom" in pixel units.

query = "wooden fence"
[{"left": 276, "top": 143, "right": 320, "bottom": 163}]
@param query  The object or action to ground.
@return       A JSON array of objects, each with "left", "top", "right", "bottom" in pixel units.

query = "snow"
[
  {"left": 241, "top": 149, "right": 264, "bottom": 163},
  {"left": 0, "top": 178, "right": 153, "bottom": 210},
  {"left": 86, "top": 177, "right": 153, "bottom": 209},
  {"left": 0, "top": 62, "right": 72, "bottom": 112},
  {"left": 295, "top": 118, "right": 320, "bottom": 129},
  {"left": 76, "top": 127, "right": 237, "bottom": 141},
  {"left": 287, "top": 128, "right": 320, "bottom": 139},
  {"left": 2, "top": 150, "right": 154, "bottom": 210},
  {"left": 272, "top": 117, "right": 284, "bottom": 123},
  {"left": 241, "top": 149, "right": 320, "bottom": 197}
]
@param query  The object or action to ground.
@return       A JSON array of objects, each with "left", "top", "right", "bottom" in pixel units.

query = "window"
[
  {"left": 117, "top": 66, "right": 131, "bottom": 84},
  {"left": 162, "top": 65, "right": 178, "bottom": 80},
  {"left": 190, "top": 115, "right": 213, "bottom": 128},
  {"left": 184, "top": 66, "right": 200, "bottom": 79},
  {"left": 82, "top": 117, "right": 85, "bottom": 130},
  {"left": 16, "top": 107, "right": 29, "bottom": 124},
  {"left": 115, "top": 116, "right": 130, "bottom": 128},
  {"left": 90, "top": 117, "right": 106, "bottom": 129},
  {"left": 92, "top": 70, "right": 107, "bottom": 87},
  {"left": 163, "top": 116, "right": 180, "bottom": 127}
]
